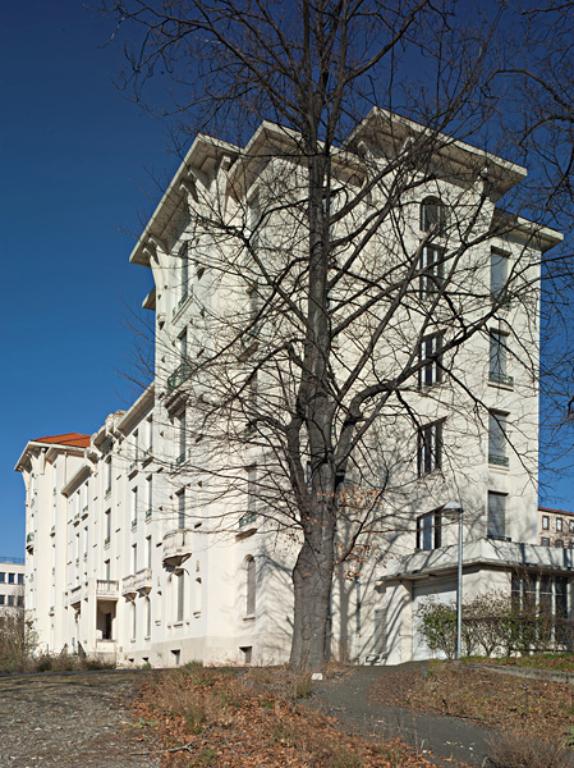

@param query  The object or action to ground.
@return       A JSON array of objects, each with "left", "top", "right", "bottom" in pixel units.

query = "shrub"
[
  {"left": 417, "top": 601, "right": 457, "bottom": 659},
  {"left": 486, "top": 732, "right": 572, "bottom": 768},
  {"left": 0, "top": 615, "right": 36, "bottom": 672}
]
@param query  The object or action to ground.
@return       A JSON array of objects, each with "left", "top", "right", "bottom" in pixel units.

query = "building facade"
[
  {"left": 538, "top": 506, "right": 574, "bottom": 548},
  {"left": 0, "top": 559, "right": 25, "bottom": 615},
  {"left": 17, "top": 110, "right": 574, "bottom": 666}
]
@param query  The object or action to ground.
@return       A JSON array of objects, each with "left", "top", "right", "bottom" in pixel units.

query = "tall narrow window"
[
  {"left": 105, "top": 458, "right": 112, "bottom": 495},
  {"left": 146, "top": 535, "right": 152, "bottom": 569},
  {"left": 489, "top": 330, "right": 512, "bottom": 386},
  {"left": 146, "top": 475, "right": 153, "bottom": 519},
  {"left": 177, "top": 489, "right": 186, "bottom": 529},
  {"left": 131, "top": 487, "right": 138, "bottom": 526},
  {"left": 245, "top": 556, "right": 256, "bottom": 616},
  {"left": 417, "top": 420, "right": 443, "bottom": 476},
  {"left": 487, "top": 492, "right": 507, "bottom": 540},
  {"left": 419, "top": 332, "right": 443, "bottom": 387},
  {"left": 176, "top": 571, "right": 185, "bottom": 622},
  {"left": 131, "top": 543, "right": 138, "bottom": 574},
  {"left": 133, "top": 429, "right": 139, "bottom": 464},
  {"left": 177, "top": 409, "right": 186, "bottom": 464},
  {"left": 146, "top": 415, "right": 153, "bottom": 454},
  {"left": 104, "top": 559, "right": 111, "bottom": 581},
  {"left": 178, "top": 328, "right": 188, "bottom": 363},
  {"left": 419, "top": 245, "right": 444, "bottom": 297},
  {"left": 145, "top": 596, "right": 151, "bottom": 639},
  {"left": 178, "top": 242, "right": 189, "bottom": 304},
  {"left": 490, "top": 248, "right": 508, "bottom": 300},
  {"left": 488, "top": 410, "right": 508, "bottom": 467},
  {"left": 131, "top": 601, "right": 136, "bottom": 641},
  {"left": 104, "top": 509, "right": 111, "bottom": 543},
  {"left": 420, "top": 196, "right": 447, "bottom": 232},
  {"left": 240, "top": 466, "right": 257, "bottom": 527}
]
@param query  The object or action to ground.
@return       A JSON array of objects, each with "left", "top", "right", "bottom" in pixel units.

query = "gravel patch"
[{"left": 0, "top": 669, "right": 159, "bottom": 768}]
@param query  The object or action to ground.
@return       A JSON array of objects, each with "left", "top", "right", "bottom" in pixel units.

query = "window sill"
[
  {"left": 488, "top": 461, "right": 509, "bottom": 472},
  {"left": 243, "top": 614, "right": 256, "bottom": 622},
  {"left": 173, "top": 621, "right": 184, "bottom": 628},
  {"left": 488, "top": 379, "right": 514, "bottom": 392}
]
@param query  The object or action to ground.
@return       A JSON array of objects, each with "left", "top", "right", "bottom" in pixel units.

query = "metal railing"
[
  {"left": 167, "top": 361, "right": 193, "bottom": 392},
  {"left": 489, "top": 371, "right": 514, "bottom": 387},
  {"left": 489, "top": 453, "right": 509, "bottom": 467}
]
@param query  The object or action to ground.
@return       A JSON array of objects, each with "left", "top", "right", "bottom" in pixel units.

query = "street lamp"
[{"left": 443, "top": 500, "right": 464, "bottom": 660}]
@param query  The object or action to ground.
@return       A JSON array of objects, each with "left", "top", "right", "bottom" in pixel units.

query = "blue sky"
[
  {"left": 0, "top": 2, "right": 170, "bottom": 555},
  {"left": 0, "top": 2, "right": 572, "bottom": 557}
]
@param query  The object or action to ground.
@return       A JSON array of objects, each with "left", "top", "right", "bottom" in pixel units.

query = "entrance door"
[{"left": 412, "top": 577, "right": 457, "bottom": 661}]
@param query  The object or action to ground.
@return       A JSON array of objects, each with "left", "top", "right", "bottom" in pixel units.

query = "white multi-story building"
[
  {"left": 17, "top": 111, "right": 574, "bottom": 666},
  {"left": 0, "top": 559, "right": 25, "bottom": 615}
]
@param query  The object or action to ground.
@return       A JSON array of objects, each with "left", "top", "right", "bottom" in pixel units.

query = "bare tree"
[{"left": 106, "top": 0, "right": 569, "bottom": 671}]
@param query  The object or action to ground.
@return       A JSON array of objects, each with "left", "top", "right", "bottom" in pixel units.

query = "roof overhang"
[
  {"left": 14, "top": 441, "right": 86, "bottom": 473},
  {"left": 116, "top": 384, "right": 154, "bottom": 436}
]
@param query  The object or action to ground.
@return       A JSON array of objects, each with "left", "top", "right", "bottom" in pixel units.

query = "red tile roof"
[{"left": 33, "top": 433, "right": 90, "bottom": 449}]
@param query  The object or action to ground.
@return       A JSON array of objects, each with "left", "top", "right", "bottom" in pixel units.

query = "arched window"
[
  {"left": 245, "top": 555, "right": 256, "bottom": 616},
  {"left": 420, "top": 196, "right": 447, "bottom": 233}
]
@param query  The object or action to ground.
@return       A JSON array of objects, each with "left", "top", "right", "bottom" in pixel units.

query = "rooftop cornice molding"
[
  {"left": 491, "top": 208, "right": 562, "bottom": 252},
  {"left": 14, "top": 442, "right": 86, "bottom": 474},
  {"left": 115, "top": 384, "right": 155, "bottom": 437},
  {"left": 61, "top": 463, "right": 92, "bottom": 498}
]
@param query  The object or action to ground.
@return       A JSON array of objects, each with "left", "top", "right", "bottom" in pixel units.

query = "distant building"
[
  {"left": 539, "top": 507, "right": 574, "bottom": 548},
  {"left": 0, "top": 558, "right": 25, "bottom": 615}
]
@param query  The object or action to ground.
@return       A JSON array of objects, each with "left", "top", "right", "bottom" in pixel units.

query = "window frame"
[
  {"left": 417, "top": 420, "right": 444, "bottom": 477},
  {"left": 419, "top": 331, "right": 444, "bottom": 388}
]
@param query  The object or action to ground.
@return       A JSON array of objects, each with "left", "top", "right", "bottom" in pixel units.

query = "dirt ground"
[{"left": 0, "top": 669, "right": 159, "bottom": 768}]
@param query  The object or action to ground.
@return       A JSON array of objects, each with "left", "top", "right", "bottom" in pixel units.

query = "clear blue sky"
[{"left": 0, "top": 2, "right": 571, "bottom": 558}]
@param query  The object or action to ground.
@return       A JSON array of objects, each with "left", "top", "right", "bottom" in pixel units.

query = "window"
[
  {"left": 239, "top": 466, "right": 258, "bottom": 527},
  {"left": 17, "top": 596, "right": 24, "bottom": 608},
  {"left": 146, "top": 536, "right": 152, "bottom": 569},
  {"left": 146, "top": 415, "right": 153, "bottom": 454},
  {"left": 489, "top": 330, "right": 512, "bottom": 386},
  {"left": 105, "top": 458, "right": 112, "bottom": 495},
  {"left": 146, "top": 475, "right": 153, "bottom": 519},
  {"left": 82, "top": 526, "right": 88, "bottom": 557},
  {"left": 488, "top": 410, "right": 508, "bottom": 467},
  {"left": 178, "top": 242, "right": 189, "bottom": 304},
  {"left": 8, "top": 573, "right": 14, "bottom": 585},
  {"left": 7, "top": 595, "right": 14, "bottom": 607},
  {"left": 556, "top": 517, "right": 563, "bottom": 532},
  {"left": 176, "top": 571, "right": 185, "bottom": 622},
  {"left": 490, "top": 248, "right": 508, "bottom": 300},
  {"left": 17, "top": 573, "right": 24, "bottom": 585},
  {"left": 133, "top": 429, "right": 139, "bottom": 464},
  {"left": 555, "top": 539, "right": 564, "bottom": 548},
  {"left": 131, "top": 601, "right": 137, "bottom": 641},
  {"left": 245, "top": 556, "right": 256, "bottom": 616},
  {"left": 417, "top": 420, "right": 443, "bottom": 476},
  {"left": 131, "top": 543, "right": 138, "bottom": 574},
  {"left": 419, "top": 332, "right": 443, "bottom": 387},
  {"left": 0, "top": 595, "right": 4, "bottom": 606},
  {"left": 416, "top": 510, "right": 442, "bottom": 551},
  {"left": 419, "top": 245, "right": 444, "bottom": 297},
  {"left": 0, "top": 572, "right": 4, "bottom": 583},
  {"left": 420, "top": 196, "right": 447, "bottom": 232},
  {"left": 177, "top": 328, "right": 188, "bottom": 363},
  {"left": 487, "top": 492, "right": 507, "bottom": 540},
  {"left": 145, "top": 596, "right": 151, "bottom": 639},
  {"left": 570, "top": 520, "right": 574, "bottom": 534},
  {"left": 104, "top": 509, "right": 111, "bottom": 543},
  {"left": 104, "top": 559, "right": 111, "bottom": 581},
  {"left": 542, "top": 515, "right": 549, "bottom": 531},
  {"left": 131, "top": 487, "right": 138, "bottom": 527},
  {"left": 541, "top": 537, "right": 550, "bottom": 546},
  {"left": 176, "top": 409, "right": 186, "bottom": 464},
  {"left": 177, "top": 489, "right": 186, "bottom": 529}
]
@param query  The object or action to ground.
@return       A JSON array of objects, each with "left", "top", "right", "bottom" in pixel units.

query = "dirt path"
[
  {"left": 311, "top": 666, "right": 494, "bottom": 767},
  {"left": 0, "top": 669, "right": 159, "bottom": 768}
]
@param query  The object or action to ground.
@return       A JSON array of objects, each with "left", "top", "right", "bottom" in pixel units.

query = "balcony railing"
[
  {"left": 489, "top": 453, "right": 509, "bottom": 467},
  {"left": 121, "top": 574, "right": 137, "bottom": 596},
  {"left": 239, "top": 511, "right": 257, "bottom": 528},
  {"left": 133, "top": 568, "right": 153, "bottom": 593},
  {"left": 96, "top": 579, "right": 118, "bottom": 597},
  {"left": 167, "top": 361, "right": 193, "bottom": 392},
  {"left": 489, "top": 371, "right": 514, "bottom": 387}
]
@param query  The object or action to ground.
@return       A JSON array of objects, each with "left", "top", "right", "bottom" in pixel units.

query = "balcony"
[
  {"left": 489, "top": 371, "right": 514, "bottom": 388},
  {"left": 489, "top": 453, "right": 509, "bottom": 468},
  {"left": 162, "top": 529, "right": 193, "bottom": 568},
  {"left": 96, "top": 579, "right": 119, "bottom": 599},
  {"left": 121, "top": 574, "right": 138, "bottom": 597},
  {"left": 133, "top": 568, "right": 153, "bottom": 593},
  {"left": 167, "top": 361, "right": 193, "bottom": 393},
  {"left": 68, "top": 583, "right": 83, "bottom": 607}
]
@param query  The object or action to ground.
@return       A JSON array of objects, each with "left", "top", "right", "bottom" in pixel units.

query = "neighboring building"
[
  {"left": 538, "top": 506, "right": 574, "bottom": 548},
  {"left": 17, "top": 110, "right": 574, "bottom": 666},
  {"left": 0, "top": 558, "right": 25, "bottom": 615}
]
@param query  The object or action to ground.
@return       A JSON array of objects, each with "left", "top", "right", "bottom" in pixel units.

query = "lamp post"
[{"left": 443, "top": 501, "right": 464, "bottom": 660}]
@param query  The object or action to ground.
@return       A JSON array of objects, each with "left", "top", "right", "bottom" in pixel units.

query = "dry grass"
[
  {"left": 485, "top": 732, "right": 573, "bottom": 768},
  {"left": 370, "top": 662, "right": 574, "bottom": 742},
  {"left": 133, "top": 665, "right": 440, "bottom": 768}
]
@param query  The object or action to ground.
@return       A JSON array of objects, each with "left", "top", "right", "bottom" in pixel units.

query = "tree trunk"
[{"left": 289, "top": 521, "right": 335, "bottom": 672}]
